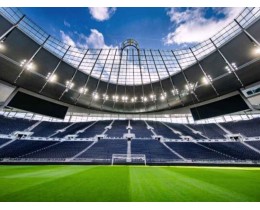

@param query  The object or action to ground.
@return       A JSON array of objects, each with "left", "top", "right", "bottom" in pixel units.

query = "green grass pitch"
[{"left": 0, "top": 165, "right": 259, "bottom": 202}]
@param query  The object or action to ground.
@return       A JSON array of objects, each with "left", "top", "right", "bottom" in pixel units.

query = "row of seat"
[
  {"left": 0, "top": 138, "right": 259, "bottom": 162},
  {"left": 1, "top": 115, "right": 260, "bottom": 139}
]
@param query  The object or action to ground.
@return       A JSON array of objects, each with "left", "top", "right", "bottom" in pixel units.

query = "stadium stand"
[
  {"left": 246, "top": 141, "right": 260, "bottom": 150},
  {"left": 165, "top": 142, "right": 232, "bottom": 160},
  {"left": 165, "top": 123, "right": 205, "bottom": 139},
  {"left": 0, "top": 140, "right": 58, "bottom": 158},
  {"left": 78, "top": 140, "right": 127, "bottom": 159},
  {"left": 188, "top": 123, "right": 226, "bottom": 139},
  {"left": 32, "top": 121, "right": 72, "bottom": 137},
  {"left": 106, "top": 120, "right": 128, "bottom": 138},
  {"left": 77, "top": 120, "right": 112, "bottom": 138},
  {"left": 22, "top": 141, "right": 94, "bottom": 158},
  {"left": 131, "top": 139, "right": 181, "bottom": 162},
  {"left": 130, "top": 120, "right": 153, "bottom": 138},
  {"left": 52, "top": 122, "right": 93, "bottom": 138},
  {"left": 200, "top": 142, "right": 260, "bottom": 160},
  {"left": 146, "top": 121, "right": 180, "bottom": 139},
  {"left": 0, "top": 115, "right": 35, "bottom": 134},
  {"left": 220, "top": 118, "right": 260, "bottom": 137}
]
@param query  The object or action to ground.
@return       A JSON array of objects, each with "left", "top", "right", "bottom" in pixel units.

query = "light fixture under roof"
[
  {"left": 103, "top": 94, "right": 109, "bottom": 100},
  {"left": 150, "top": 94, "right": 156, "bottom": 100},
  {"left": 131, "top": 97, "right": 137, "bottom": 103},
  {"left": 255, "top": 46, "right": 260, "bottom": 54},
  {"left": 122, "top": 95, "right": 128, "bottom": 102},
  {"left": 92, "top": 92, "right": 99, "bottom": 100},
  {"left": 79, "top": 87, "right": 88, "bottom": 95},
  {"left": 141, "top": 96, "right": 147, "bottom": 102},
  {"left": 65, "top": 80, "right": 74, "bottom": 91},
  {"left": 171, "top": 89, "right": 179, "bottom": 96},
  {"left": 20, "top": 59, "right": 34, "bottom": 71},
  {"left": 201, "top": 75, "right": 212, "bottom": 85},
  {"left": 46, "top": 72, "right": 57, "bottom": 83},
  {"left": 113, "top": 95, "right": 119, "bottom": 102},
  {"left": 160, "top": 92, "right": 167, "bottom": 101},
  {"left": 231, "top": 62, "right": 238, "bottom": 70}
]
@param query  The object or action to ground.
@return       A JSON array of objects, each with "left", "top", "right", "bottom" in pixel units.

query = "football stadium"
[{"left": 0, "top": 7, "right": 260, "bottom": 202}]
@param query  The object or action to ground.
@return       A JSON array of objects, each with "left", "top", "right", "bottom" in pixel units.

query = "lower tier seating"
[
  {"left": 78, "top": 140, "right": 127, "bottom": 159},
  {"left": 165, "top": 142, "right": 231, "bottom": 160},
  {"left": 0, "top": 140, "right": 58, "bottom": 158},
  {"left": 131, "top": 140, "right": 181, "bottom": 162},
  {"left": 200, "top": 142, "right": 260, "bottom": 160},
  {"left": 22, "top": 141, "right": 94, "bottom": 158}
]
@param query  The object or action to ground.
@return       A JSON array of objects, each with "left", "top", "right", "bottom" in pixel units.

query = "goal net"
[{"left": 111, "top": 154, "right": 146, "bottom": 165}]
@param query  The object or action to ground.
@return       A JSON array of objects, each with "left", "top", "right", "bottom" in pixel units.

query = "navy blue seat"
[
  {"left": 131, "top": 120, "right": 152, "bottom": 138},
  {"left": 165, "top": 142, "right": 230, "bottom": 160},
  {"left": 0, "top": 115, "right": 35, "bottom": 134},
  {"left": 32, "top": 121, "right": 72, "bottom": 137},
  {"left": 131, "top": 139, "right": 180, "bottom": 162},
  {"left": 78, "top": 140, "right": 127, "bottom": 159},
  {"left": 106, "top": 120, "right": 128, "bottom": 138},
  {"left": 201, "top": 142, "right": 260, "bottom": 160},
  {"left": 188, "top": 123, "right": 226, "bottom": 139},
  {"left": 220, "top": 118, "right": 260, "bottom": 137},
  {"left": 166, "top": 123, "right": 205, "bottom": 139},
  {"left": 0, "top": 140, "right": 57, "bottom": 158},
  {"left": 77, "top": 121, "right": 112, "bottom": 138},
  {"left": 147, "top": 121, "right": 180, "bottom": 139},
  {"left": 23, "top": 141, "right": 94, "bottom": 158}
]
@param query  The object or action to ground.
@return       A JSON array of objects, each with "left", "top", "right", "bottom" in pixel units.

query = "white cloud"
[
  {"left": 89, "top": 7, "right": 116, "bottom": 21},
  {"left": 60, "top": 29, "right": 116, "bottom": 49},
  {"left": 60, "top": 30, "right": 76, "bottom": 47},
  {"left": 163, "top": 7, "right": 244, "bottom": 45},
  {"left": 64, "top": 20, "right": 71, "bottom": 27}
]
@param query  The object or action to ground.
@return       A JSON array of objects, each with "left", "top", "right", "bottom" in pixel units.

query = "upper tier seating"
[
  {"left": 78, "top": 140, "right": 127, "bottom": 159},
  {"left": 22, "top": 141, "right": 94, "bottom": 158},
  {"left": 147, "top": 121, "right": 180, "bottom": 139},
  {"left": 131, "top": 139, "right": 181, "bottom": 162},
  {"left": 32, "top": 121, "right": 72, "bottom": 137},
  {"left": 166, "top": 123, "right": 205, "bottom": 139},
  {"left": 220, "top": 118, "right": 260, "bottom": 137},
  {"left": 106, "top": 120, "right": 128, "bottom": 138},
  {"left": 0, "top": 115, "right": 35, "bottom": 134},
  {"left": 188, "top": 123, "right": 226, "bottom": 139},
  {"left": 77, "top": 120, "right": 112, "bottom": 138},
  {"left": 131, "top": 120, "right": 152, "bottom": 138},
  {"left": 200, "top": 142, "right": 260, "bottom": 160},
  {"left": 0, "top": 140, "right": 58, "bottom": 158},
  {"left": 53, "top": 122, "right": 93, "bottom": 138},
  {"left": 165, "top": 142, "right": 230, "bottom": 160}
]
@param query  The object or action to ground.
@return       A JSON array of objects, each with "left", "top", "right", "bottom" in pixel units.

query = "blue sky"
[{"left": 20, "top": 7, "right": 243, "bottom": 50}]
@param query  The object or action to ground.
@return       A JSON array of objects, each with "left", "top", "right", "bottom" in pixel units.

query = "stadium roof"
[{"left": 0, "top": 7, "right": 260, "bottom": 114}]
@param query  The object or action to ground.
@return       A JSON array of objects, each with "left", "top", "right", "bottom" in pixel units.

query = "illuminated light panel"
[
  {"left": 92, "top": 92, "right": 99, "bottom": 100},
  {"left": 201, "top": 75, "right": 212, "bottom": 85},
  {"left": 255, "top": 47, "right": 260, "bottom": 54},
  {"left": 141, "top": 96, "right": 148, "bottom": 102},
  {"left": 103, "top": 94, "right": 109, "bottom": 100},
  {"left": 122, "top": 96, "right": 128, "bottom": 102},
  {"left": 131, "top": 97, "right": 137, "bottom": 103},
  {"left": 171, "top": 89, "right": 179, "bottom": 96},
  {"left": 113, "top": 95, "right": 119, "bottom": 102},
  {"left": 79, "top": 87, "right": 88, "bottom": 95}
]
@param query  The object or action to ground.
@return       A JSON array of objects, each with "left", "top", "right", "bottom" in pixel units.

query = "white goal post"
[{"left": 111, "top": 154, "right": 146, "bottom": 165}]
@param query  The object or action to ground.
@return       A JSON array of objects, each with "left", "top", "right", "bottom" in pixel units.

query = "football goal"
[{"left": 111, "top": 154, "right": 146, "bottom": 165}]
